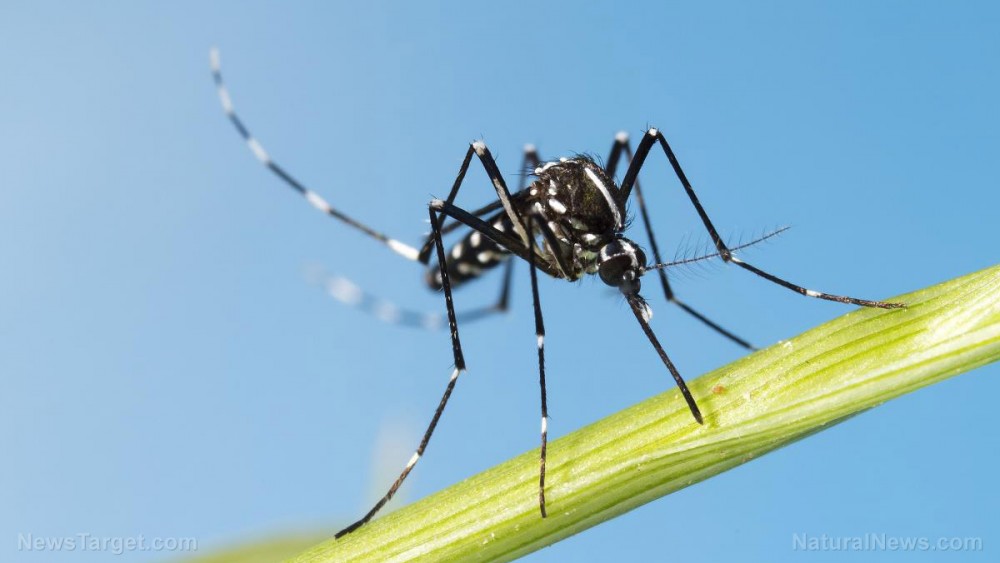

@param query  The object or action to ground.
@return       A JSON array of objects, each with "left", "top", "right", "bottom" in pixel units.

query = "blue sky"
[{"left": 2, "top": 2, "right": 998, "bottom": 561}]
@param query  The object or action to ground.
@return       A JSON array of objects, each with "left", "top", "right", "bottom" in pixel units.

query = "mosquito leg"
[
  {"left": 418, "top": 144, "right": 541, "bottom": 262},
  {"left": 607, "top": 132, "right": 756, "bottom": 349},
  {"left": 429, "top": 199, "right": 563, "bottom": 279},
  {"left": 323, "top": 143, "right": 541, "bottom": 330},
  {"left": 429, "top": 144, "right": 541, "bottom": 316},
  {"left": 315, "top": 268, "right": 510, "bottom": 330},
  {"left": 534, "top": 219, "right": 574, "bottom": 279},
  {"left": 421, "top": 141, "right": 533, "bottom": 262},
  {"left": 619, "top": 128, "right": 903, "bottom": 310},
  {"left": 526, "top": 215, "right": 549, "bottom": 518},
  {"left": 456, "top": 258, "right": 516, "bottom": 324},
  {"left": 626, "top": 295, "right": 703, "bottom": 424},
  {"left": 209, "top": 49, "right": 420, "bottom": 262},
  {"left": 335, "top": 207, "right": 467, "bottom": 538}
]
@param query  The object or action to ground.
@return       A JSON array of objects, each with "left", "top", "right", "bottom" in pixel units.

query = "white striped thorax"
[{"left": 528, "top": 157, "right": 624, "bottom": 237}]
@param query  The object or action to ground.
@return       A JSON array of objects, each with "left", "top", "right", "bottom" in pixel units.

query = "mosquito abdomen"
[{"left": 426, "top": 215, "right": 513, "bottom": 290}]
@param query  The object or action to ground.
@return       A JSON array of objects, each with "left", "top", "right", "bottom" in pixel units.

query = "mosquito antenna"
[{"left": 643, "top": 226, "right": 790, "bottom": 273}]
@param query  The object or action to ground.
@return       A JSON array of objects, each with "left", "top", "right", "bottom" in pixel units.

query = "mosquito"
[{"left": 209, "top": 48, "right": 903, "bottom": 538}]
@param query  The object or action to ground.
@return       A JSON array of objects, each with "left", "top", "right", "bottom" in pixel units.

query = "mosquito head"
[{"left": 597, "top": 237, "right": 647, "bottom": 295}]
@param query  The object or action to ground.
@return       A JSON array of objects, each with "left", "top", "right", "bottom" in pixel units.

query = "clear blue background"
[{"left": 3, "top": 2, "right": 998, "bottom": 561}]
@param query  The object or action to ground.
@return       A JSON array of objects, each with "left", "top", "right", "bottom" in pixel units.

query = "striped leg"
[
  {"left": 460, "top": 145, "right": 541, "bottom": 317},
  {"left": 210, "top": 48, "right": 420, "bottom": 262},
  {"left": 313, "top": 241, "right": 515, "bottom": 331},
  {"left": 413, "top": 144, "right": 542, "bottom": 317},
  {"left": 527, "top": 216, "right": 549, "bottom": 517},
  {"left": 313, "top": 269, "right": 504, "bottom": 330},
  {"left": 335, "top": 207, "right": 467, "bottom": 538},
  {"left": 606, "top": 132, "right": 756, "bottom": 349},
  {"left": 429, "top": 199, "right": 563, "bottom": 279},
  {"left": 325, "top": 144, "right": 543, "bottom": 330},
  {"left": 417, "top": 144, "right": 540, "bottom": 262},
  {"left": 430, "top": 145, "right": 541, "bottom": 247},
  {"left": 619, "top": 128, "right": 904, "bottom": 310}
]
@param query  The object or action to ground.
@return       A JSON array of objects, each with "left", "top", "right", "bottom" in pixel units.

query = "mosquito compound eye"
[
  {"left": 635, "top": 248, "right": 647, "bottom": 269},
  {"left": 599, "top": 255, "right": 643, "bottom": 288},
  {"left": 598, "top": 239, "right": 645, "bottom": 287},
  {"left": 598, "top": 256, "right": 628, "bottom": 286}
]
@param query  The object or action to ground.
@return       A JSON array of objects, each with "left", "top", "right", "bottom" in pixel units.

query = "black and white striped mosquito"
[{"left": 210, "top": 49, "right": 903, "bottom": 538}]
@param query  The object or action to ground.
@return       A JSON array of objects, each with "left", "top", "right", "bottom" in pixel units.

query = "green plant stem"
[{"left": 293, "top": 265, "right": 1000, "bottom": 563}]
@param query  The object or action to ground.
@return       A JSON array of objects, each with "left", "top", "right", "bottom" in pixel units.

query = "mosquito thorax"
[
  {"left": 531, "top": 157, "right": 624, "bottom": 237},
  {"left": 597, "top": 237, "right": 647, "bottom": 294}
]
